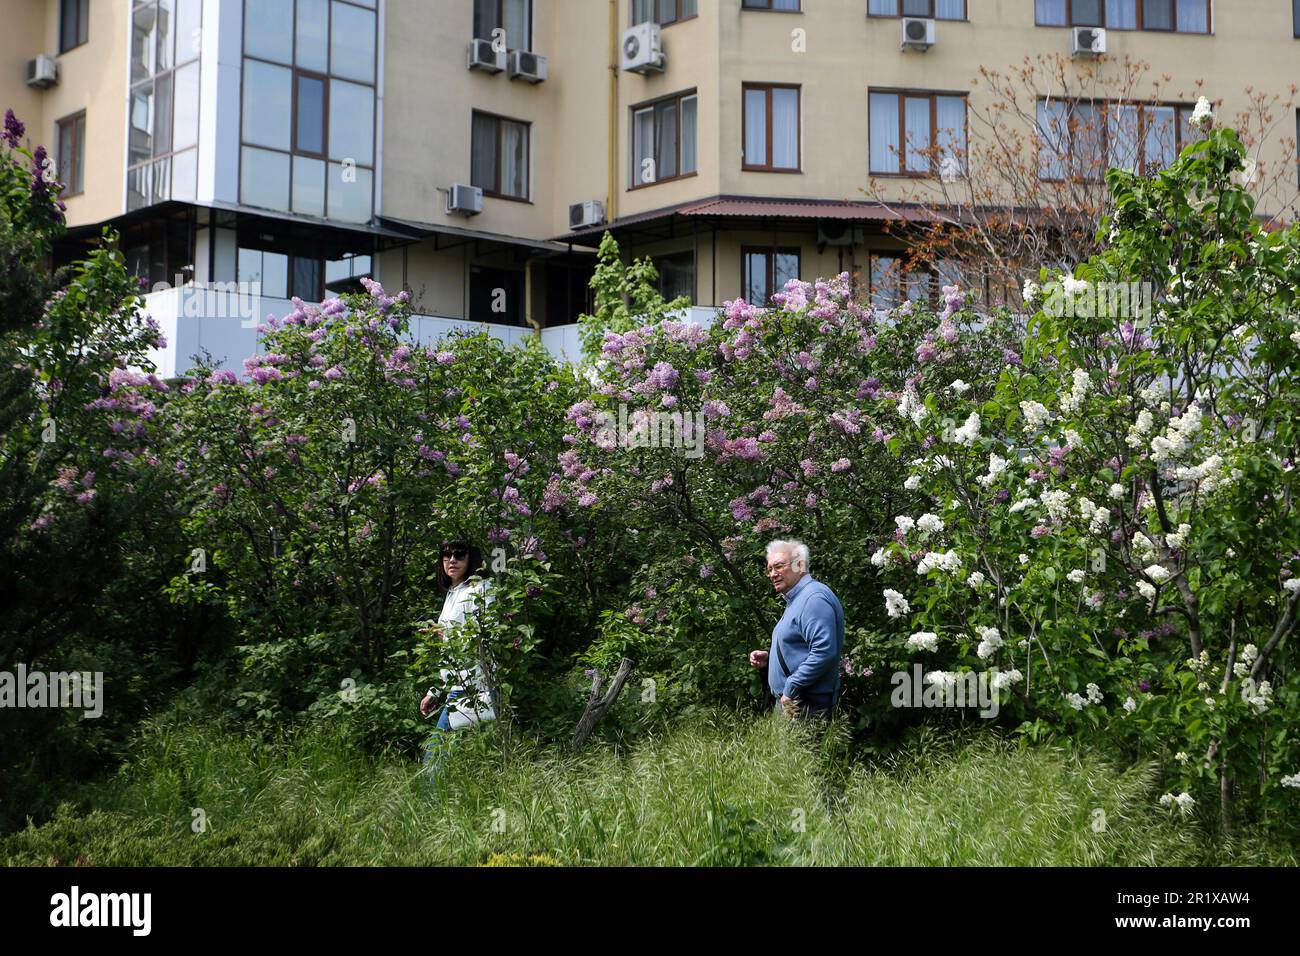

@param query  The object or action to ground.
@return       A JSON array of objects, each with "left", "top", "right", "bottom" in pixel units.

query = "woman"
[{"left": 419, "top": 540, "right": 496, "bottom": 787}]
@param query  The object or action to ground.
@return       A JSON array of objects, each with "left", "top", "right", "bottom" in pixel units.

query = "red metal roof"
[{"left": 677, "top": 196, "right": 935, "bottom": 221}]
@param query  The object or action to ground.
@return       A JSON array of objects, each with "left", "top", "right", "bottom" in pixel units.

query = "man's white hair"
[{"left": 767, "top": 539, "right": 810, "bottom": 573}]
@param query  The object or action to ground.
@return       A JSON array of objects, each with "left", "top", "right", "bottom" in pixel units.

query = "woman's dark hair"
[{"left": 436, "top": 539, "right": 483, "bottom": 592}]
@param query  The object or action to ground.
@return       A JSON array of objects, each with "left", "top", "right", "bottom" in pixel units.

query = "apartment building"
[{"left": 4, "top": 1, "right": 1298, "bottom": 376}]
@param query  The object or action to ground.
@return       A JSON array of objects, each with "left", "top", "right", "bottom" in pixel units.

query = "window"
[
  {"left": 868, "top": 0, "right": 965, "bottom": 19},
  {"left": 471, "top": 111, "right": 530, "bottom": 200},
  {"left": 129, "top": 0, "right": 203, "bottom": 210},
  {"left": 236, "top": 0, "right": 377, "bottom": 220},
  {"left": 1038, "top": 99, "right": 1204, "bottom": 181},
  {"left": 1295, "top": 0, "right": 1300, "bottom": 37},
  {"left": 1295, "top": 109, "right": 1299, "bottom": 189},
  {"left": 474, "top": 0, "right": 531, "bottom": 50},
  {"left": 238, "top": 246, "right": 323, "bottom": 300},
  {"left": 742, "top": 247, "right": 800, "bottom": 306},
  {"left": 653, "top": 251, "right": 694, "bottom": 303},
  {"left": 631, "top": 92, "right": 697, "bottom": 187},
  {"left": 632, "top": 0, "right": 698, "bottom": 25},
  {"left": 56, "top": 112, "right": 86, "bottom": 196},
  {"left": 293, "top": 72, "right": 328, "bottom": 157},
  {"left": 60, "top": 0, "right": 89, "bottom": 53},
  {"left": 742, "top": 84, "right": 800, "bottom": 172},
  {"left": 741, "top": 0, "right": 801, "bottom": 11},
  {"left": 869, "top": 90, "right": 966, "bottom": 177},
  {"left": 869, "top": 253, "right": 934, "bottom": 309},
  {"left": 1035, "top": 0, "right": 1209, "bottom": 32}
]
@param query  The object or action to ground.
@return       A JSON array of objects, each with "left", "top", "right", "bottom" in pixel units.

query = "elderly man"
[{"left": 748, "top": 540, "right": 845, "bottom": 720}]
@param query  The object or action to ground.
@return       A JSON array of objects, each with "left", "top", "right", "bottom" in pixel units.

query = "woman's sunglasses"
[{"left": 442, "top": 549, "right": 468, "bottom": 560}]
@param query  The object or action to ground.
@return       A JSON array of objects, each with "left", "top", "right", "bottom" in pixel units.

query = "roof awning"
[
  {"left": 550, "top": 194, "right": 952, "bottom": 244},
  {"left": 60, "top": 199, "right": 414, "bottom": 242},
  {"left": 379, "top": 215, "right": 593, "bottom": 256}
]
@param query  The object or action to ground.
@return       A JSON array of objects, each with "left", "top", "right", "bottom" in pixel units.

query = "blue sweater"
[{"left": 768, "top": 575, "right": 845, "bottom": 701}]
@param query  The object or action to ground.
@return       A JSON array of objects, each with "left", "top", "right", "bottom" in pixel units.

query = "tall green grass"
[{"left": 3, "top": 712, "right": 1287, "bottom": 866}]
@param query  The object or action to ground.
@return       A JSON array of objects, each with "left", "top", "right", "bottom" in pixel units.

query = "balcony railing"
[{"left": 140, "top": 286, "right": 717, "bottom": 378}]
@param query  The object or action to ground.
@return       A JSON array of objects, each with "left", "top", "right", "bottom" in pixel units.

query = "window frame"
[
  {"left": 59, "top": 0, "right": 90, "bottom": 54},
  {"left": 629, "top": 89, "right": 698, "bottom": 189},
  {"left": 471, "top": 109, "right": 532, "bottom": 202},
  {"left": 631, "top": 0, "right": 699, "bottom": 27},
  {"left": 291, "top": 69, "right": 330, "bottom": 159},
  {"left": 473, "top": 0, "right": 534, "bottom": 51},
  {"left": 740, "top": 0, "right": 803, "bottom": 13},
  {"left": 868, "top": 88, "right": 968, "bottom": 178},
  {"left": 867, "top": 0, "right": 968, "bottom": 20},
  {"left": 741, "top": 245, "right": 801, "bottom": 306},
  {"left": 741, "top": 83, "right": 802, "bottom": 174},
  {"left": 56, "top": 110, "right": 87, "bottom": 196},
  {"left": 1036, "top": 97, "right": 1204, "bottom": 183},
  {"left": 1034, "top": 0, "right": 1212, "bottom": 33},
  {"left": 232, "top": 0, "right": 379, "bottom": 221}
]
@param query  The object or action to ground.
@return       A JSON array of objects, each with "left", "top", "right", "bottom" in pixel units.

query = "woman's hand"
[
  {"left": 419, "top": 692, "right": 439, "bottom": 717},
  {"left": 419, "top": 622, "right": 445, "bottom": 639}
]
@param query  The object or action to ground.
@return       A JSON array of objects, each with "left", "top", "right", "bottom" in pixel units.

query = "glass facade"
[
  {"left": 129, "top": 0, "right": 203, "bottom": 210},
  {"left": 239, "top": 0, "right": 378, "bottom": 223}
]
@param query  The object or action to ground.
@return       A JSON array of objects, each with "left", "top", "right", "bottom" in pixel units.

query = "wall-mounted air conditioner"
[
  {"left": 901, "top": 17, "right": 936, "bottom": 52},
  {"left": 621, "top": 22, "right": 665, "bottom": 74},
  {"left": 1071, "top": 26, "right": 1106, "bottom": 58},
  {"left": 25, "top": 54, "right": 58, "bottom": 89},
  {"left": 508, "top": 50, "right": 547, "bottom": 83},
  {"left": 447, "top": 183, "right": 483, "bottom": 216},
  {"left": 817, "top": 223, "right": 864, "bottom": 247},
  {"left": 467, "top": 38, "right": 506, "bottom": 73},
  {"left": 569, "top": 200, "right": 605, "bottom": 230}
]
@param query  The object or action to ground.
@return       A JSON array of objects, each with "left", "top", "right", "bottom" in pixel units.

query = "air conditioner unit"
[
  {"left": 25, "top": 54, "right": 58, "bottom": 89},
  {"left": 900, "top": 17, "right": 936, "bottom": 51},
  {"left": 817, "top": 222, "right": 864, "bottom": 247},
  {"left": 569, "top": 200, "right": 605, "bottom": 230},
  {"left": 447, "top": 183, "right": 483, "bottom": 216},
  {"left": 508, "top": 50, "right": 547, "bottom": 83},
  {"left": 467, "top": 38, "right": 506, "bottom": 73},
  {"left": 1071, "top": 26, "right": 1106, "bottom": 57},
  {"left": 621, "top": 22, "right": 665, "bottom": 74}
]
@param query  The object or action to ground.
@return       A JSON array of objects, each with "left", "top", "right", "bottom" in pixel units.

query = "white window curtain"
[
  {"left": 772, "top": 88, "right": 798, "bottom": 168},
  {"left": 471, "top": 113, "right": 497, "bottom": 191},
  {"left": 935, "top": 95, "right": 966, "bottom": 173},
  {"left": 1071, "top": 103, "right": 1104, "bottom": 179},
  {"left": 935, "top": 0, "right": 964, "bottom": 18},
  {"left": 1144, "top": 105, "right": 1177, "bottom": 169},
  {"left": 904, "top": 96, "right": 930, "bottom": 172},
  {"left": 501, "top": 120, "right": 527, "bottom": 198},
  {"left": 1036, "top": 100, "right": 1068, "bottom": 179},
  {"left": 870, "top": 92, "right": 900, "bottom": 173},
  {"left": 1175, "top": 0, "right": 1207, "bottom": 32},
  {"left": 504, "top": 0, "right": 530, "bottom": 50},
  {"left": 633, "top": 107, "right": 654, "bottom": 185},
  {"left": 680, "top": 96, "right": 697, "bottom": 173},
  {"left": 868, "top": 0, "right": 897, "bottom": 15},
  {"left": 744, "top": 88, "right": 767, "bottom": 165},
  {"left": 1106, "top": 0, "right": 1138, "bottom": 28},
  {"left": 1107, "top": 104, "right": 1140, "bottom": 171},
  {"left": 655, "top": 100, "right": 678, "bottom": 180},
  {"left": 1035, "top": 0, "right": 1066, "bottom": 24}
]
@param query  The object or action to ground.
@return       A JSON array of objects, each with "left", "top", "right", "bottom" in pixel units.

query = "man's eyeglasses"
[
  {"left": 442, "top": 549, "right": 468, "bottom": 560},
  {"left": 766, "top": 561, "right": 790, "bottom": 574}
]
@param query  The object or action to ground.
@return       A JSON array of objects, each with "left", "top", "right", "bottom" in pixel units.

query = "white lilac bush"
[{"left": 869, "top": 116, "right": 1300, "bottom": 827}]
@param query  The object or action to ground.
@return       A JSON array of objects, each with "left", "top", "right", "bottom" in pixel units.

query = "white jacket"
[{"left": 436, "top": 577, "right": 496, "bottom": 729}]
